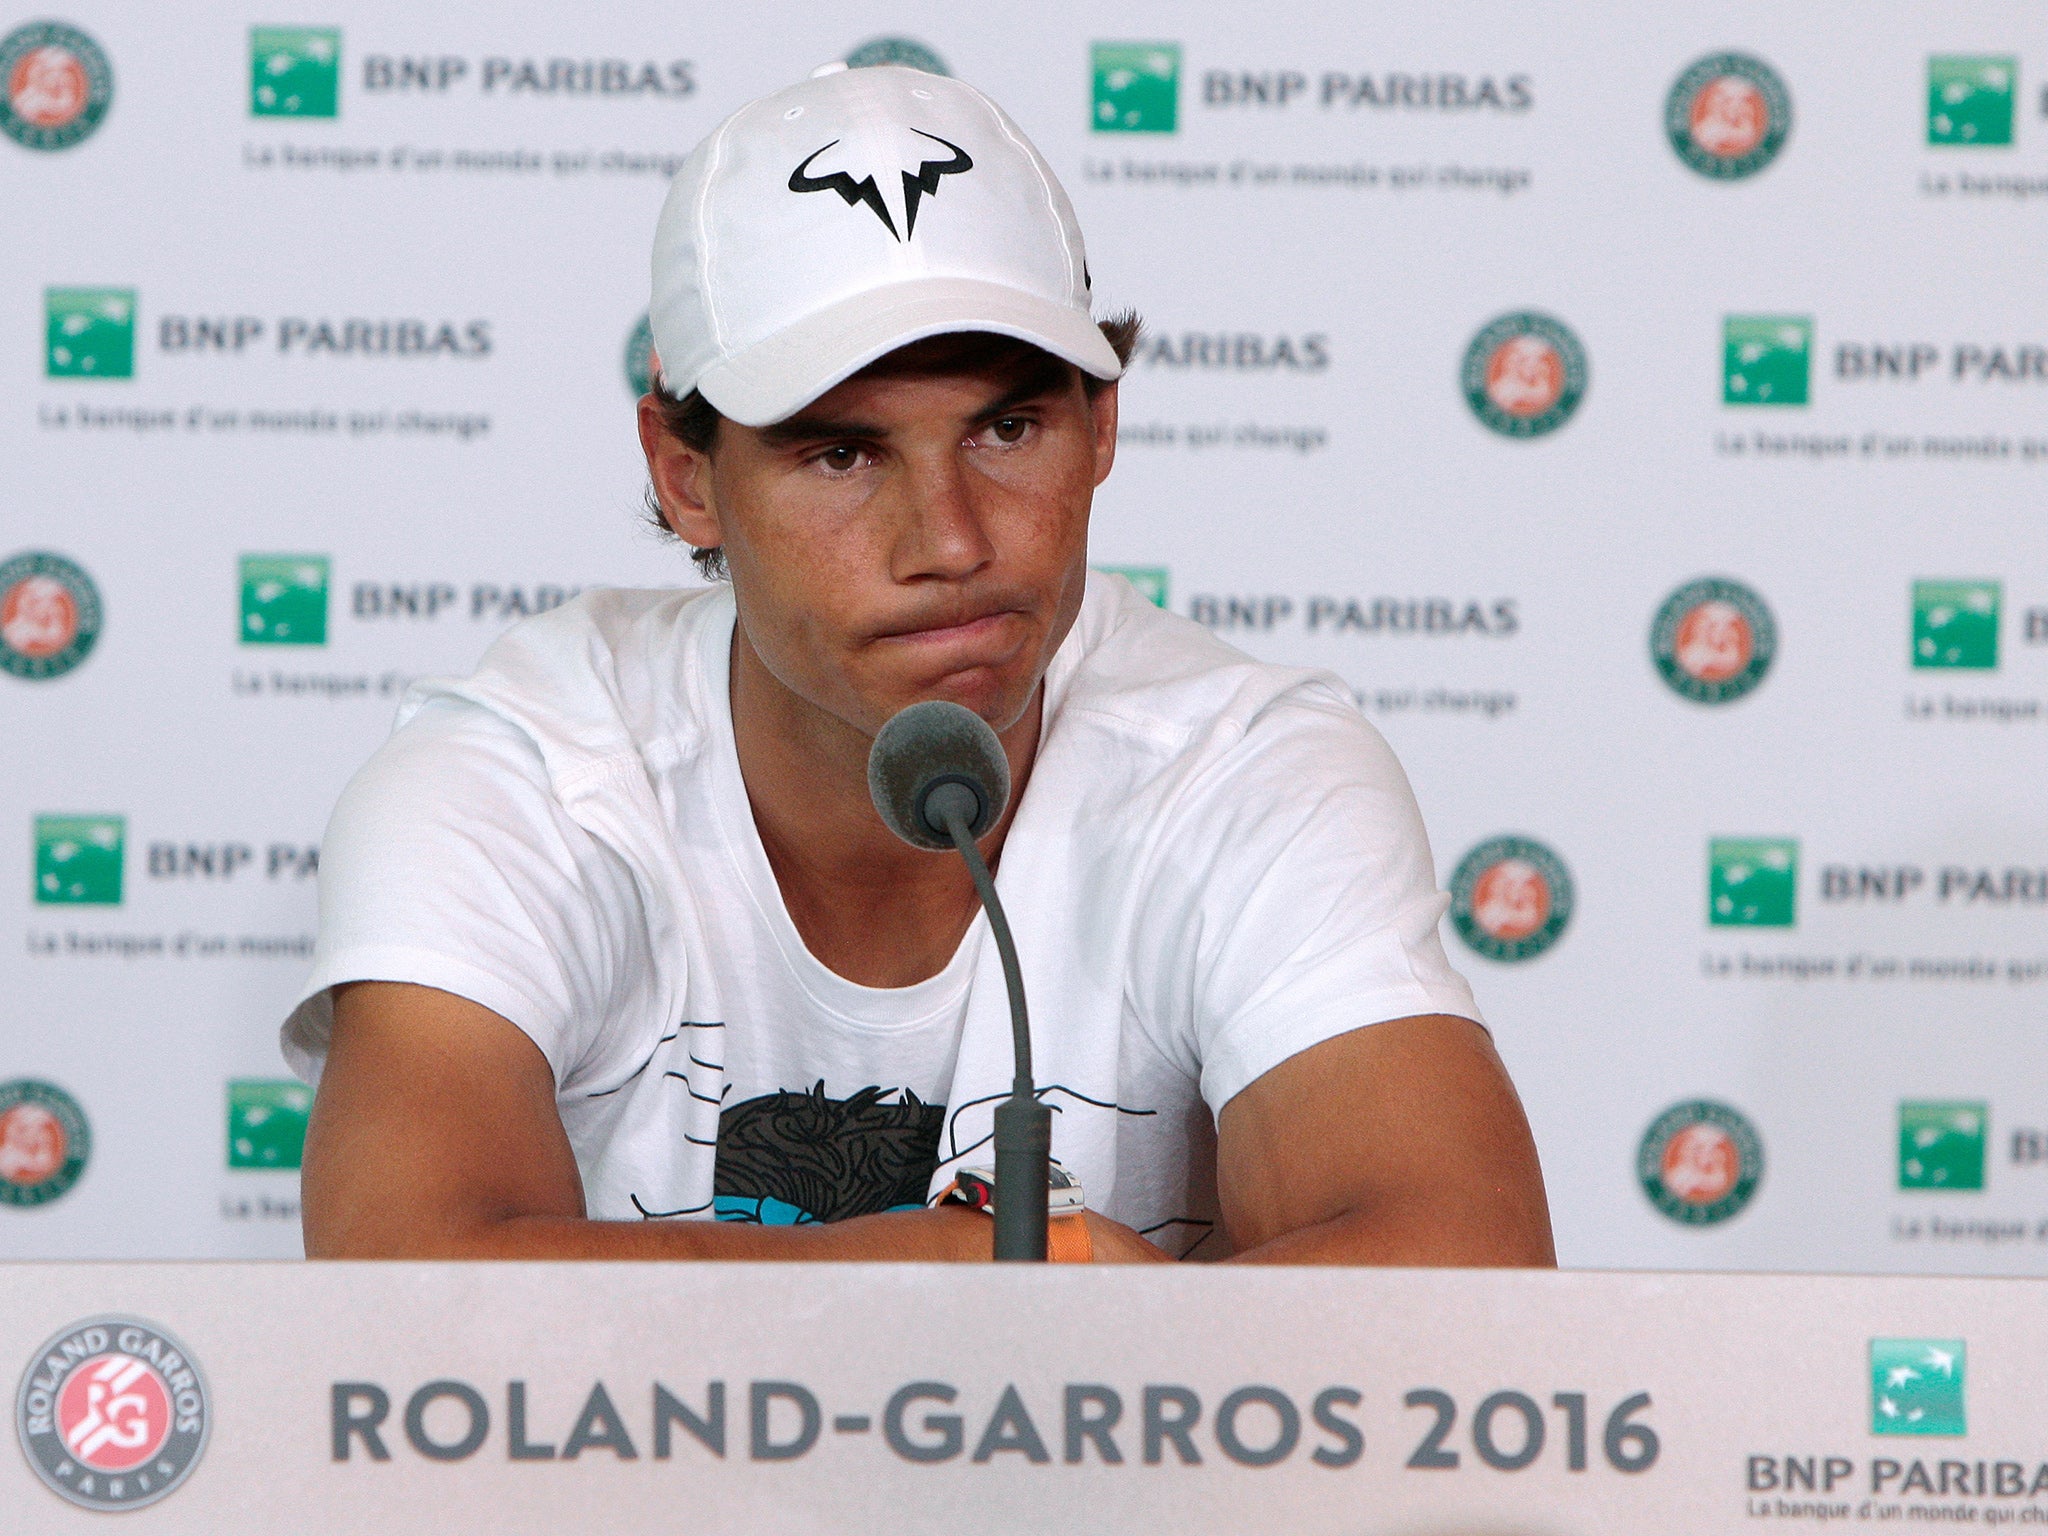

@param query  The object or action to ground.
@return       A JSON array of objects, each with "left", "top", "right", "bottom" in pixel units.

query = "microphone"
[{"left": 868, "top": 700, "right": 1050, "bottom": 1262}]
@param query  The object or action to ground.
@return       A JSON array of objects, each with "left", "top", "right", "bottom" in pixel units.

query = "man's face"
[{"left": 647, "top": 339, "right": 1117, "bottom": 738}]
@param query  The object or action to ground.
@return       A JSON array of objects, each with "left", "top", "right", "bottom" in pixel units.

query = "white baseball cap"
[{"left": 649, "top": 63, "right": 1121, "bottom": 427}]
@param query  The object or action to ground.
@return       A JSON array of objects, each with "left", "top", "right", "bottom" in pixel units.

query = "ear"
[
  {"left": 1088, "top": 379, "right": 1119, "bottom": 488},
  {"left": 637, "top": 394, "right": 723, "bottom": 549}
]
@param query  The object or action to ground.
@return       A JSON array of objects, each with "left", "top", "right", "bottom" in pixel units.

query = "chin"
[{"left": 890, "top": 664, "right": 1036, "bottom": 732}]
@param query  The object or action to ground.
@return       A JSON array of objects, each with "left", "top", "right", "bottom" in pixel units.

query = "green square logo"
[
  {"left": 1709, "top": 838, "right": 1797, "bottom": 927},
  {"left": 1899, "top": 1102, "right": 1987, "bottom": 1191},
  {"left": 1871, "top": 1339, "right": 1966, "bottom": 1436},
  {"left": 1092, "top": 42, "right": 1180, "bottom": 133},
  {"left": 227, "top": 1079, "right": 313, "bottom": 1170},
  {"left": 34, "top": 815, "right": 124, "bottom": 905},
  {"left": 1928, "top": 57, "right": 2015, "bottom": 147},
  {"left": 240, "top": 554, "right": 330, "bottom": 645},
  {"left": 1095, "top": 565, "right": 1170, "bottom": 607},
  {"left": 1723, "top": 316, "right": 1811, "bottom": 406},
  {"left": 251, "top": 26, "right": 341, "bottom": 118},
  {"left": 45, "top": 288, "right": 135, "bottom": 379},
  {"left": 1913, "top": 580, "right": 1999, "bottom": 670}
]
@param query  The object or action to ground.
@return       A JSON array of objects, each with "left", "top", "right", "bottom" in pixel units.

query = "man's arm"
[
  {"left": 1215, "top": 1015, "right": 1555, "bottom": 1265},
  {"left": 302, "top": 981, "right": 1163, "bottom": 1261}
]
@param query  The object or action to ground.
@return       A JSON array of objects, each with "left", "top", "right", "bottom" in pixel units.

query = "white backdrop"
[{"left": 8, "top": 1, "right": 2048, "bottom": 1268}]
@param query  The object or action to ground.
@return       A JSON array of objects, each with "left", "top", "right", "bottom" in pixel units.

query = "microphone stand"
[{"left": 933, "top": 795, "right": 1050, "bottom": 1262}]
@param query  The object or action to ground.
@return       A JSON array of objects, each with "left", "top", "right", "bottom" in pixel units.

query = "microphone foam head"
[{"left": 867, "top": 700, "right": 1012, "bottom": 850}]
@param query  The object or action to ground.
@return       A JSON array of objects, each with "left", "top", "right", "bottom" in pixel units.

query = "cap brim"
[{"left": 693, "top": 277, "right": 1124, "bottom": 427}]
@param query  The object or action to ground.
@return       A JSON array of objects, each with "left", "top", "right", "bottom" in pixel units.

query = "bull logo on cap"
[{"left": 788, "top": 127, "right": 973, "bottom": 240}]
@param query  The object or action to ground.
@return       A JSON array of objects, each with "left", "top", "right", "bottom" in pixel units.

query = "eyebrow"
[{"left": 755, "top": 365, "right": 1072, "bottom": 449}]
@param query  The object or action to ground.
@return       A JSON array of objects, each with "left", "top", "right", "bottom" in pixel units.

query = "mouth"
[{"left": 872, "top": 606, "right": 1024, "bottom": 648}]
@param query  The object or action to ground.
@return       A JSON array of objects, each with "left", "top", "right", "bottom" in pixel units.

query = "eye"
[
  {"left": 986, "top": 416, "right": 1032, "bottom": 445},
  {"left": 811, "top": 444, "right": 868, "bottom": 474}
]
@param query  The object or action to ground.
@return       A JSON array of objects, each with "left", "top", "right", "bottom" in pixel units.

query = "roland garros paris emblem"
[
  {"left": 0, "top": 550, "right": 103, "bottom": 680},
  {"left": 0, "top": 21, "right": 113, "bottom": 151},
  {"left": 1461, "top": 312, "right": 1587, "bottom": 439},
  {"left": 1665, "top": 53, "right": 1791, "bottom": 180},
  {"left": 1449, "top": 835, "right": 1574, "bottom": 962},
  {"left": 16, "top": 1316, "right": 210, "bottom": 1511},
  {"left": 1650, "top": 577, "right": 1777, "bottom": 704},
  {"left": 1638, "top": 1100, "right": 1764, "bottom": 1226}
]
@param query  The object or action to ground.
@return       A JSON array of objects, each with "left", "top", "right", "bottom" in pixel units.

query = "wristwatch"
[{"left": 936, "top": 1159, "right": 1092, "bottom": 1262}]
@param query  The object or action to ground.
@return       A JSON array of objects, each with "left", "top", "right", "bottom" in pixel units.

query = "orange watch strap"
[{"left": 1048, "top": 1213, "right": 1092, "bottom": 1263}]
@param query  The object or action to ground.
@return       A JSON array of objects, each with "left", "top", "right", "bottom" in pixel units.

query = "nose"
[{"left": 890, "top": 447, "right": 994, "bottom": 584}]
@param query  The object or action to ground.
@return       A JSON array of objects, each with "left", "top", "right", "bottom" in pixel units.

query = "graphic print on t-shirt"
[{"left": 712, "top": 1082, "right": 944, "bottom": 1224}]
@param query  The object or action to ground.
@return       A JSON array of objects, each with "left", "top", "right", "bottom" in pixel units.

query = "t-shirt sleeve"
[
  {"left": 280, "top": 696, "right": 649, "bottom": 1089},
  {"left": 1131, "top": 689, "right": 1482, "bottom": 1119}
]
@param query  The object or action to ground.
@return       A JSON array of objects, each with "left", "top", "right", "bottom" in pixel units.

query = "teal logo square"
[
  {"left": 251, "top": 26, "right": 340, "bottom": 118},
  {"left": 1709, "top": 837, "right": 1797, "bottom": 927},
  {"left": 34, "top": 814, "right": 124, "bottom": 905},
  {"left": 1871, "top": 1339, "right": 1965, "bottom": 1436},
  {"left": 1092, "top": 42, "right": 1180, "bottom": 133},
  {"left": 1724, "top": 316, "right": 1811, "bottom": 406},
  {"left": 1928, "top": 57, "right": 2015, "bottom": 147}
]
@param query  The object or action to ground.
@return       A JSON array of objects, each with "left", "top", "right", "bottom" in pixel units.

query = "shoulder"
[
  {"left": 392, "top": 583, "right": 731, "bottom": 793},
  {"left": 1053, "top": 572, "right": 1390, "bottom": 792}
]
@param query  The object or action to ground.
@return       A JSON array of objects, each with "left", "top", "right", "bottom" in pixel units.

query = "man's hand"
[
  {"left": 304, "top": 981, "right": 1172, "bottom": 1262},
  {"left": 1216, "top": 1015, "right": 1555, "bottom": 1266}
]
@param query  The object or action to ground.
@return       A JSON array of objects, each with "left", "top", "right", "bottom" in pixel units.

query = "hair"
[{"left": 641, "top": 311, "right": 1143, "bottom": 580}]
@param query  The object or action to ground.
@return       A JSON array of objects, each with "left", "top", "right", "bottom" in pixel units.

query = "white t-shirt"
[{"left": 283, "top": 573, "right": 1479, "bottom": 1257}]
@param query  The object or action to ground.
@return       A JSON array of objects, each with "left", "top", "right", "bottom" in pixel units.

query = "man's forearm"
[
  {"left": 315, "top": 1205, "right": 995, "bottom": 1262},
  {"left": 1225, "top": 1205, "right": 1556, "bottom": 1267}
]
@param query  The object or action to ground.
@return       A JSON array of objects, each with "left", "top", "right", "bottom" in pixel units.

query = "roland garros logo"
[
  {"left": 0, "top": 550, "right": 103, "bottom": 680},
  {"left": 0, "top": 21, "right": 113, "bottom": 151},
  {"left": 1637, "top": 1099, "right": 1764, "bottom": 1227},
  {"left": 1650, "top": 576, "right": 1776, "bottom": 704},
  {"left": 16, "top": 1316, "right": 210, "bottom": 1511},
  {"left": 1460, "top": 312, "right": 1587, "bottom": 439},
  {"left": 1665, "top": 52, "right": 1791, "bottom": 180},
  {"left": 1448, "top": 835, "right": 1574, "bottom": 962}
]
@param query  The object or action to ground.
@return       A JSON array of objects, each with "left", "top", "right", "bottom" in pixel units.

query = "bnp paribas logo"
[
  {"left": 1709, "top": 837, "right": 1797, "bottom": 928},
  {"left": 34, "top": 814, "right": 123, "bottom": 905},
  {"left": 1651, "top": 577, "right": 1776, "bottom": 704},
  {"left": 1449, "top": 835, "right": 1574, "bottom": 962},
  {"left": 624, "top": 312, "right": 657, "bottom": 397},
  {"left": 1871, "top": 1339, "right": 1965, "bottom": 1437},
  {"left": 1723, "top": 316, "right": 1811, "bottom": 406},
  {"left": 1461, "top": 313, "right": 1588, "bottom": 439},
  {"left": 250, "top": 26, "right": 340, "bottom": 118},
  {"left": 1899, "top": 1102, "right": 1987, "bottom": 1192},
  {"left": 1913, "top": 579, "right": 1999, "bottom": 670},
  {"left": 239, "top": 554, "right": 330, "bottom": 645},
  {"left": 0, "top": 550, "right": 102, "bottom": 681},
  {"left": 1639, "top": 1099, "right": 1764, "bottom": 1226},
  {"left": 846, "top": 37, "right": 948, "bottom": 76},
  {"left": 1666, "top": 52, "right": 1792, "bottom": 179},
  {"left": 226, "top": 1080, "right": 312, "bottom": 1171},
  {"left": 1092, "top": 42, "right": 1180, "bottom": 134},
  {"left": 1928, "top": 57, "right": 2016, "bottom": 148},
  {"left": 0, "top": 21, "right": 113, "bottom": 150},
  {"left": 45, "top": 287, "right": 134, "bottom": 379},
  {"left": 1094, "top": 565, "right": 1169, "bottom": 608}
]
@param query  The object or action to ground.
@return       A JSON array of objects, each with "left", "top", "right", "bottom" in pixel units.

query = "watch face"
[
  {"left": 1045, "top": 1158, "right": 1086, "bottom": 1214},
  {"left": 949, "top": 1161, "right": 1087, "bottom": 1214}
]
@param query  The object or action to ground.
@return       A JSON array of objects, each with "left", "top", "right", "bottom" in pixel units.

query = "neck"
[{"left": 727, "top": 618, "right": 1042, "bottom": 988}]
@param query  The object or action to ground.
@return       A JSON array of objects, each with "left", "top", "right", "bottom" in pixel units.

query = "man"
[{"left": 290, "top": 62, "right": 1553, "bottom": 1265}]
